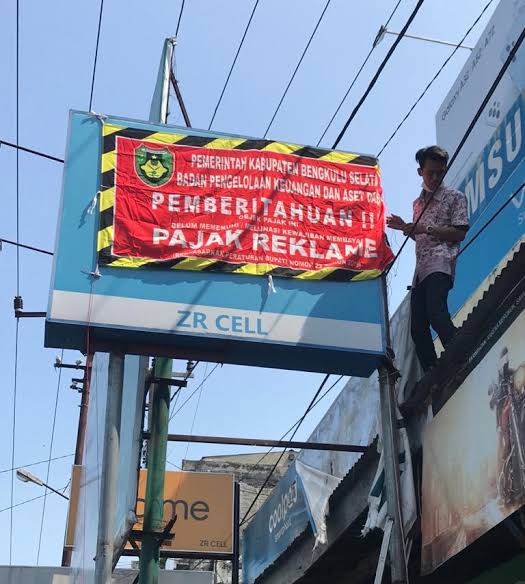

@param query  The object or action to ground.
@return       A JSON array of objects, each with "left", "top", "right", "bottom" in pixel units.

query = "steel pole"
[
  {"left": 138, "top": 358, "right": 172, "bottom": 584},
  {"left": 378, "top": 275, "right": 408, "bottom": 583},
  {"left": 378, "top": 364, "right": 408, "bottom": 583},
  {"left": 95, "top": 353, "right": 124, "bottom": 584},
  {"left": 232, "top": 482, "right": 240, "bottom": 584}
]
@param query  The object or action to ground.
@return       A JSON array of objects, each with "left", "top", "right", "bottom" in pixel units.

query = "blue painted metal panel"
[
  {"left": 242, "top": 462, "right": 310, "bottom": 584},
  {"left": 45, "top": 112, "right": 387, "bottom": 376}
]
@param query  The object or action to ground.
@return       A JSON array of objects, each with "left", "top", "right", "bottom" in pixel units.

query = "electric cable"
[
  {"left": 385, "top": 25, "right": 525, "bottom": 275},
  {"left": 239, "top": 374, "right": 345, "bottom": 478},
  {"left": 0, "top": 453, "right": 74, "bottom": 475},
  {"left": 0, "top": 483, "right": 70, "bottom": 515},
  {"left": 263, "top": 0, "right": 333, "bottom": 138},
  {"left": 176, "top": 0, "right": 185, "bottom": 37},
  {"left": 182, "top": 364, "right": 208, "bottom": 462},
  {"left": 169, "top": 363, "right": 220, "bottom": 421},
  {"left": 376, "top": 0, "right": 495, "bottom": 158},
  {"left": 239, "top": 375, "right": 346, "bottom": 526},
  {"left": 169, "top": 361, "right": 200, "bottom": 404},
  {"left": 10, "top": 0, "right": 21, "bottom": 564},
  {"left": 239, "top": 374, "right": 331, "bottom": 526},
  {"left": 89, "top": 0, "right": 105, "bottom": 111},
  {"left": 331, "top": 0, "right": 425, "bottom": 149},
  {"left": 1, "top": 237, "right": 53, "bottom": 256},
  {"left": 36, "top": 349, "right": 64, "bottom": 565},
  {"left": 316, "top": 0, "right": 403, "bottom": 147},
  {"left": 208, "top": 0, "right": 260, "bottom": 129},
  {"left": 0, "top": 139, "right": 64, "bottom": 163}
]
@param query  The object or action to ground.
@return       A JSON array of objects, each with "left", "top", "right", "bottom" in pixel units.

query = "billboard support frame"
[{"left": 156, "top": 432, "right": 368, "bottom": 453}]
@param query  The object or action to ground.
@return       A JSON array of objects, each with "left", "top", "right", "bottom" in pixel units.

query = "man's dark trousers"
[{"left": 410, "top": 272, "right": 457, "bottom": 372}]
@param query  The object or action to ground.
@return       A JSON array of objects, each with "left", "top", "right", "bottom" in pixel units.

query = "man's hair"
[{"left": 415, "top": 145, "right": 449, "bottom": 168}]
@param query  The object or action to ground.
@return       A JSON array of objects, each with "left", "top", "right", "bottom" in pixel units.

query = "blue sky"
[{"left": 0, "top": 0, "right": 497, "bottom": 567}]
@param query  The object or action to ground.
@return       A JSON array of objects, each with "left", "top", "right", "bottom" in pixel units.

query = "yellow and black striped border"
[{"left": 97, "top": 124, "right": 382, "bottom": 282}]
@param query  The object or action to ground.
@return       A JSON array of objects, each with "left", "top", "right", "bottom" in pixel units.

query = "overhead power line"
[
  {"left": 316, "top": 0, "right": 404, "bottom": 147},
  {"left": 376, "top": 0, "right": 495, "bottom": 157},
  {"left": 386, "top": 24, "right": 525, "bottom": 274},
  {"left": 10, "top": 0, "right": 21, "bottom": 564},
  {"left": 36, "top": 349, "right": 64, "bottom": 565},
  {"left": 169, "top": 363, "right": 220, "bottom": 421},
  {"left": 208, "top": 0, "right": 260, "bottom": 129},
  {"left": 331, "top": 0, "right": 426, "bottom": 149},
  {"left": 240, "top": 374, "right": 331, "bottom": 527},
  {"left": 0, "top": 139, "right": 64, "bottom": 163},
  {"left": 263, "top": 0, "right": 333, "bottom": 138},
  {"left": 89, "top": 0, "right": 105, "bottom": 111},
  {"left": 0, "top": 453, "right": 74, "bottom": 475}
]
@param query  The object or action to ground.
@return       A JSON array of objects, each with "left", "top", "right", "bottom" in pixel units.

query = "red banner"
[{"left": 110, "top": 137, "right": 392, "bottom": 275}]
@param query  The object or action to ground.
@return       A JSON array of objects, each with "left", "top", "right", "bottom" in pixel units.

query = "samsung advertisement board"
[
  {"left": 45, "top": 112, "right": 392, "bottom": 376},
  {"left": 436, "top": 0, "right": 525, "bottom": 320}
]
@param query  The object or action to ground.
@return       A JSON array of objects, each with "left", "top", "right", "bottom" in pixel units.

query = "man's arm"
[{"left": 402, "top": 223, "right": 468, "bottom": 242}]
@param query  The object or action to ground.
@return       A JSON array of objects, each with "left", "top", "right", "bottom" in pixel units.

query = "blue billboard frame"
[{"left": 45, "top": 112, "right": 388, "bottom": 376}]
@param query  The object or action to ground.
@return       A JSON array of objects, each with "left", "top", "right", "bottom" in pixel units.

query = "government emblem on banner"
[{"left": 135, "top": 145, "right": 174, "bottom": 187}]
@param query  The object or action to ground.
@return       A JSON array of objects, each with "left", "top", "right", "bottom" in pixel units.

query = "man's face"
[{"left": 417, "top": 158, "right": 447, "bottom": 192}]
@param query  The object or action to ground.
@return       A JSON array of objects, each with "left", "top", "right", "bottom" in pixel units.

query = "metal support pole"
[
  {"left": 378, "top": 275, "right": 408, "bottom": 583},
  {"left": 232, "top": 482, "right": 240, "bottom": 584},
  {"left": 378, "top": 364, "right": 408, "bottom": 582},
  {"left": 138, "top": 358, "right": 172, "bottom": 584},
  {"left": 95, "top": 353, "right": 125, "bottom": 584}
]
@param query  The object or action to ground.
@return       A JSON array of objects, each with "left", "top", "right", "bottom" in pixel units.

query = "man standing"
[{"left": 387, "top": 146, "right": 469, "bottom": 372}]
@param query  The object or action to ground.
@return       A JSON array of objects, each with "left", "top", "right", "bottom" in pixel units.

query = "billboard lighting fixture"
[{"left": 16, "top": 468, "right": 69, "bottom": 500}]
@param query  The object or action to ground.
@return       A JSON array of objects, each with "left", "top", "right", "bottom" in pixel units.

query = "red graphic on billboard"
[{"left": 110, "top": 137, "right": 393, "bottom": 275}]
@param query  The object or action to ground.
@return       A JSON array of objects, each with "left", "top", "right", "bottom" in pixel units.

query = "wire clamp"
[
  {"left": 82, "top": 267, "right": 102, "bottom": 280},
  {"left": 267, "top": 274, "right": 276, "bottom": 294},
  {"left": 87, "top": 193, "right": 99, "bottom": 215},
  {"left": 89, "top": 111, "right": 107, "bottom": 122}
]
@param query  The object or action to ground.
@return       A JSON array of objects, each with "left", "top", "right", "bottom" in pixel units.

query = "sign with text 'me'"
[
  {"left": 45, "top": 112, "right": 389, "bottom": 377},
  {"left": 127, "top": 470, "right": 234, "bottom": 555},
  {"left": 98, "top": 125, "right": 391, "bottom": 280}
]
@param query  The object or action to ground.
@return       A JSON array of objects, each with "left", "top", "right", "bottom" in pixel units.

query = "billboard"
[
  {"left": 242, "top": 462, "right": 310, "bottom": 583},
  {"left": 129, "top": 470, "right": 234, "bottom": 555},
  {"left": 435, "top": 0, "right": 525, "bottom": 321},
  {"left": 99, "top": 125, "right": 391, "bottom": 277},
  {"left": 45, "top": 112, "right": 390, "bottom": 377},
  {"left": 421, "top": 306, "right": 525, "bottom": 574}
]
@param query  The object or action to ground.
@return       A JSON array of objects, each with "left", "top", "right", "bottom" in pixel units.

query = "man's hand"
[
  {"left": 386, "top": 214, "right": 406, "bottom": 231},
  {"left": 402, "top": 222, "right": 425, "bottom": 237}
]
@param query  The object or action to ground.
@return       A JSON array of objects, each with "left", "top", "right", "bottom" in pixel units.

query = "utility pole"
[
  {"left": 138, "top": 358, "right": 172, "bottom": 584},
  {"left": 62, "top": 354, "right": 93, "bottom": 567}
]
